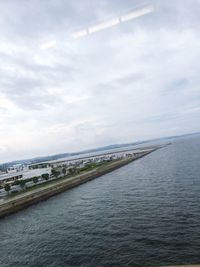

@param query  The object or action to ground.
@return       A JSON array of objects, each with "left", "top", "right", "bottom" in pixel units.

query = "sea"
[{"left": 0, "top": 135, "right": 200, "bottom": 267}]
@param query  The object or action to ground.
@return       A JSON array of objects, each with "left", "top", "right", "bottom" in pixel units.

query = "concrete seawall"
[{"left": 0, "top": 151, "right": 154, "bottom": 218}]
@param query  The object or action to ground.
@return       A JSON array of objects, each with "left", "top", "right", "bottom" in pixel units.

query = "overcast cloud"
[{"left": 0, "top": 0, "right": 200, "bottom": 162}]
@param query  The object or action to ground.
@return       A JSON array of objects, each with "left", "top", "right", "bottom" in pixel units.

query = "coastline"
[{"left": 0, "top": 150, "right": 155, "bottom": 218}]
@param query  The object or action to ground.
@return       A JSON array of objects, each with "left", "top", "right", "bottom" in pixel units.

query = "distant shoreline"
[{"left": 0, "top": 149, "right": 158, "bottom": 218}]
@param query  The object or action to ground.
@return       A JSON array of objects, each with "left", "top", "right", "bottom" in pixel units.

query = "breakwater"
[
  {"left": 0, "top": 151, "right": 154, "bottom": 218},
  {"left": 1, "top": 137, "right": 200, "bottom": 267}
]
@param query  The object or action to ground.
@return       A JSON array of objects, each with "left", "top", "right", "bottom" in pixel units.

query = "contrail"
[{"left": 72, "top": 5, "right": 154, "bottom": 39}]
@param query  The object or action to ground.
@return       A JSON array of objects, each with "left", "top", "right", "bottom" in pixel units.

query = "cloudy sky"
[{"left": 0, "top": 0, "right": 200, "bottom": 163}]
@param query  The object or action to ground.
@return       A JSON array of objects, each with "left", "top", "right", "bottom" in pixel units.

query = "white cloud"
[
  {"left": 0, "top": 0, "right": 200, "bottom": 162},
  {"left": 39, "top": 40, "right": 57, "bottom": 50}
]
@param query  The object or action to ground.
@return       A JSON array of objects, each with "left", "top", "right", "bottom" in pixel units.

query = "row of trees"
[
  {"left": 3, "top": 173, "right": 51, "bottom": 194},
  {"left": 3, "top": 166, "right": 77, "bottom": 195}
]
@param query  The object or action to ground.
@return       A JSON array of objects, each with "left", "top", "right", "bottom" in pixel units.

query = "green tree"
[
  {"left": 51, "top": 169, "right": 60, "bottom": 178},
  {"left": 41, "top": 173, "right": 49, "bottom": 181},
  {"left": 68, "top": 167, "right": 79, "bottom": 175},
  {"left": 19, "top": 180, "right": 26, "bottom": 189},
  {"left": 4, "top": 183, "right": 11, "bottom": 194},
  {"left": 33, "top": 176, "right": 39, "bottom": 184},
  {"left": 62, "top": 167, "right": 66, "bottom": 176},
  {"left": 51, "top": 169, "right": 56, "bottom": 176},
  {"left": 68, "top": 168, "right": 74, "bottom": 175}
]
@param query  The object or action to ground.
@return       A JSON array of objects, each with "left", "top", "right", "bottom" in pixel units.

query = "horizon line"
[{"left": 0, "top": 131, "right": 199, "bottom": 166}]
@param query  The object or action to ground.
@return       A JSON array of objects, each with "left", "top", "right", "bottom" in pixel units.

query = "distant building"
[
  {"left": 7, "top": 164, "right": 23, "bottom": 173},
  {"left": 0, "top": 173, "right": 23, "bottom": 188},
  {"left": 7, "top": 164, "right": 29, "bottom": 173},
  {"left": 0, "top": 167, "right": 51, "bottom": 188}
]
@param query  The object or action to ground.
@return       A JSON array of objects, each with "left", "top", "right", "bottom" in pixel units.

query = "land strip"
[{"left": 0, "top": 149, "right": 157, "bottom": 218}]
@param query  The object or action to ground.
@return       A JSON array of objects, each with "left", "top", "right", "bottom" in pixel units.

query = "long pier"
[{"left": 0, "top": 150, "right": 155, "bottom": 218}]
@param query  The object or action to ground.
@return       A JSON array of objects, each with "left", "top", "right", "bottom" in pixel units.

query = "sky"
[{"left": 0, "top": 0, "right": 200, "bottom": 163}]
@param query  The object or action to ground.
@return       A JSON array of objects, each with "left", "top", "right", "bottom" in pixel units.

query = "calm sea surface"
[{"left": 0, "top": 136, "right": 200, "bottom": 267}]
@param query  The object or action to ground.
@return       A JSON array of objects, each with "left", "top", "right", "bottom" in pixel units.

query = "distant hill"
[{"left": 0, "top": 131, "right": 199, "bottom": 171}]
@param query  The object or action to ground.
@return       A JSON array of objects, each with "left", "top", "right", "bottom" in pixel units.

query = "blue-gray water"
[{"left": 0, "top": 135, "right": 200, "bottom": 267}]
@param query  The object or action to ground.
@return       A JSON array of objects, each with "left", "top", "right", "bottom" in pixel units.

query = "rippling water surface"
[{"left": 0, "top": 136, "right": 200, "bottom": 267}]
